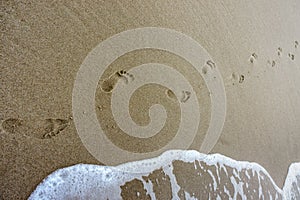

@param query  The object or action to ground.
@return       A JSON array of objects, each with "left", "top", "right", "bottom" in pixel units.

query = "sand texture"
[{"left": 1, "top": 0, "right": 300, "bottom": 199}]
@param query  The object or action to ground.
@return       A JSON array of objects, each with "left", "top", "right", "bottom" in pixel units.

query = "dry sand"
[{"left": 1, "top": 0, "right": 300, "bottom": 199}]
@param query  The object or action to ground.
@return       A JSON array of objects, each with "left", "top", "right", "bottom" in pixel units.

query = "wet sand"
[{"left": 1, "top": 0, "right": 300, "bottom": 199}]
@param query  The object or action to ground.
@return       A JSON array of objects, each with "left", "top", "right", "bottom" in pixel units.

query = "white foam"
[
  {"left": 29, "top": 150, "right": 299, "bottom": 200},
  {"left": 163, "top": 164, "right": 181, "bottom": 200},
  {"left": 283, "top": 162, "right": 300, "bottom": 200},
  {"left": 207, "top": 169, "right": 217, "bottom": 191},
  {"left": 223, "top": 185, "right": 232, "bottom": 199},
  {"left": 141, "top": 178, "right": 156, "bottom": 199}
]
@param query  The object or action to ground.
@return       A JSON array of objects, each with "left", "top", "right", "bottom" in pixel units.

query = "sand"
[{"left": 1, "top": 0, "right": 300, "bottom": 199}]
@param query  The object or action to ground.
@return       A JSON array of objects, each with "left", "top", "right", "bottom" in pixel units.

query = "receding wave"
[{"left": 29, "top": 150, "right": 299, "bottom": 200}]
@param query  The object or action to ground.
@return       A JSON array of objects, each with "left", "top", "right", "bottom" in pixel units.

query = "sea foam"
[{"left": 29, "top": 150, "right": 300, "bottom": 200}]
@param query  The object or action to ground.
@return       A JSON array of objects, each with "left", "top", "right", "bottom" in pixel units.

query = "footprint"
[
  {"left": 239, "top": 75, "right": 245, "bottom": 83},
  {"left": 202, "top": 60, "right": 215, "bottom": 75},
  {"left": 180, "top": 91, "right": 191, "bottom": 103},
  {"left": 295, "top": 41, "right": 298, "bottom": 48},
  {"left": 267, "top": 60, "right": 276, "bottom": 67},
  {"left": 43, "top": 118, "right": 70, "bottom": 139},
  {"left": 206, "top": 60, "right": 216, "bottom": 69},
  {"left": 100, "top": 70, "right": 134, "bottom": 93},
  {"left": 288, "top": 53, "right": 295, "bottom": 60},
  {"left": 165, "top": 89, "right": 177, "bottom": 101},
  {"left": 226, "top": 72, "right": 244, "bottom": 86},
  {"left": 100, "top": 72, "right": 121, "bottom": 93},
  {"left": 117, "top": 70, "right": 134, "bottom": 84},
  {"left": 1, "top": 118, "right": 23, "bottom": 134},
  {"left": 1, "top": 117, "right": 71, "bottom": 139},
  {"left": 249, "top": 53, "right": 258, "bottom": 63},
  {"left": 277, "top": 47, "right": 282, "bottom": 56}
]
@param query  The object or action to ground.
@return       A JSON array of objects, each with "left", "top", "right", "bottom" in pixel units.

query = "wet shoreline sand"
[{"left": 1, "top": 0, "right": 300, "bottom": 199}]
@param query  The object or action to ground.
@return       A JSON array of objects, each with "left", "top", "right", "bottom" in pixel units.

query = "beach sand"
[{"left": 1, "top": 0, "right": 300, "bottom": 199}]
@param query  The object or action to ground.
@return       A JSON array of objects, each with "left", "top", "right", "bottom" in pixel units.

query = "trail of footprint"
[
  {"left": 226, "top": 40, "right": 298, "bottom": 87},
  {"left": 100, "top": 70, "right": 134, "bottom": 93},
  {"left": 225, "top": 72, "right": 245, "bottom": 86},
  {"left": 1, "top": 117, "right": 71, "bottom": 139},
  {"left": 165, "top": 89, "right": 191, "bottom": 103},
  {"left": 267, "top": 42, "right": 297, "bottom": 67}
]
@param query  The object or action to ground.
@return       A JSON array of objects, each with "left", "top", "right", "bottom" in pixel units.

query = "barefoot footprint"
[
  {"left": 165, "top": 89, "right": 177, "bottom": 101},
  {"left": 1, "top": 117, "right": 71, "bottom": 139},
  {"left": 117, "top": 70, "right": 134, "bottom": 84},
  {"left": 1, "top": 118, "right": 23, "bottom": 134},
  {"left": 165, "top": 89, "right": 191, "bottom": 103},
  {"left": 206, "top": 60, "right": 216, "bottom": 69},
  {"left": 249, "top": 53, "right": 258, "bottom": 63},
  {"left": 239, "top": 75, "right": 245, "bottom": 83},
  {"left": 43, "top": 118, "right": 70, "bottom": 139},
  {"left": 181, "top": 91, "right": 191, "bottom": 103},
  {"left": 288, "top": 53, "right": 295, "bottom": 60},
  {"left": 278, "top": 47, "right": 282, "bottom": 56},
  {"left": 100, "top": 70, "right": 134, "bottom": 93}
]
